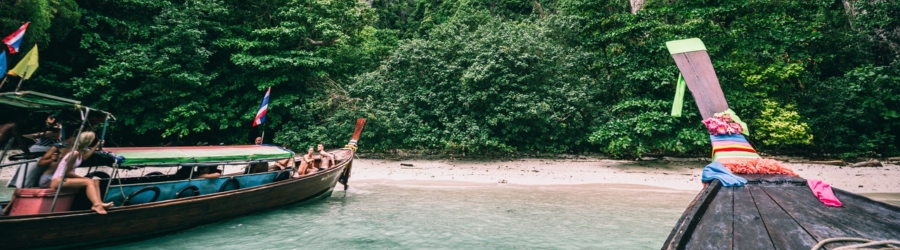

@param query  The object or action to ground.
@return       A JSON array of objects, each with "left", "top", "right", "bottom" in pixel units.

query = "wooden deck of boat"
[{"left": 663, "top": 174, "right": 900, "bottom": 250}]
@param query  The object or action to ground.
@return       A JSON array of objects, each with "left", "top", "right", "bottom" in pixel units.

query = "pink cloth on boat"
[{"left": 807, "top": 179, "right": 842, "bottom": 207}]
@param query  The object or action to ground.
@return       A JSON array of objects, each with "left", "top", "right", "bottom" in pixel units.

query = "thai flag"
[
  {"left": 3, "top": 22, "right": 29, "bottom": 54},
  {"left": 252, "top": 87, "right": 270, "bottom": 127}
]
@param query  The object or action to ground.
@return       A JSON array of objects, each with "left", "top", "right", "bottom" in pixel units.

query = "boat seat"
[{"left": 9, "top": 188, "right": 76, "bottom": 216}]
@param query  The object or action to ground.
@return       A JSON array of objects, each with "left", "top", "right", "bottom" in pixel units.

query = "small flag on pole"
[
  {"left": 252, "top": 87, "right": 271, "bottom": 127},
  {"left": 9, "top": 45, "right": 38, "bottom": 80},
  {"left": 3, "top": 22, "right": 29, "bottom": 53}
]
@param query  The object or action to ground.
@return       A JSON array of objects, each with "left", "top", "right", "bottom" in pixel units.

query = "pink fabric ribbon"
[{"left": 807, "top": 179, "right": 843, "bottom": 207}]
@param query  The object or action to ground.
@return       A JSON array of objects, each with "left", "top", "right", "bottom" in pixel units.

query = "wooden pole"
[
  {"left": 0, "top": 76, "right": 8, "bottom": 91},
  {"left": 99, "top": 114, "right": 109, "bottom": 150},
  {"left": 14, "top": 78, "right": 24, "bottom": 92},
  {"left": 260, "top": 125, "right": 266, "bottom": 145}
]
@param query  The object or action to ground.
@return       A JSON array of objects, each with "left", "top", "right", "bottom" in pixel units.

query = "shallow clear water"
[
  {"left": 3, "top": 180, "right": 896, "bottom": 249},
  {"left": 104, "top": 183, "right": 694, "bottom": 250}
]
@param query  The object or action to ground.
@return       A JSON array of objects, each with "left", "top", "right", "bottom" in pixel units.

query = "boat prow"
[
  {"left": 663, "top": 175, "right": 900, "bottom": 249},
  {"left": 661, "top": 38, "right": 900, "bottom": 249}
]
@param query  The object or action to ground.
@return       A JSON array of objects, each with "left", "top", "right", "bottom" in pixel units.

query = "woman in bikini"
[
  {"left": 296, "top": 147, "right": 316, "bottom": 177},
  {"left": 43, "top": 131, "right": 113, "bottom": 214}
]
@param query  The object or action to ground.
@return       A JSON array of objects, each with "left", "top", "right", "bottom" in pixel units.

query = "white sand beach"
[
  {"left": 347, "top": 157, "right": 900, "bottom": 194},
  {"left": 3, "top": 152, "right": 898, "bottom": 194}
]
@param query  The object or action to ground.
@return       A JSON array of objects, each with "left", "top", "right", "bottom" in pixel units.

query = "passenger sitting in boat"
[
  {"left": 0, "top": 126, "right": 56, "bottom": 215},
  {"left": 266, "top": 145, "right": 293, "bottom": 171},
  {"left": 195, "top": 166, "right": 222, "bottom": 178},
  {"left": 174, "top": 166, "right": 222, "bottom": 179},
  {"left": 22, "top": 115, "right": 62, "bottom": 154},
  {"left": 272, "top": 157, "right": 292, "bottom": 171},
  {"left": 37, "top": 136, "right": 76, "bottom": 169},
  {"left": 43, "top": 131, "right": 113, "bottom": 214},
  {"left": 317, "top": 143, "right": 335, "bottom": 169},
  {"left": 296, "top": 147, "right": 317, "bottom": 176}
]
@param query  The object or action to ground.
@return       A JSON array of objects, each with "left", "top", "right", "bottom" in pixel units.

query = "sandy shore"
[
  {"left": 3, "top": 151, "right": 898, "bottom": 194},
  {"left": 348, "top": 158, "right": 900, "bottom": 194}
]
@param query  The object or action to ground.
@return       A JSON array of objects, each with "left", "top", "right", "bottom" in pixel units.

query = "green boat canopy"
[
  {"left": 0, "top": 91, "right": 82, "bottom": 110},
  {"left": 0, "top": 91, "right": 113, "bottom": 118},
  {"left": 105, "top": 145, "right": 295, "bottom": 167}
]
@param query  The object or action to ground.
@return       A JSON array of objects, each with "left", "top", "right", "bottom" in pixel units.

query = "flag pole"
[
  {"left": 0, "top": 76, "right": 7, "bottom": 90},
  {"left": 13, "top": 77, "right": 23, "bottom": 92}
]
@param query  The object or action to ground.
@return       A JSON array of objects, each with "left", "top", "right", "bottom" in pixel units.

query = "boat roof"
[
  {"left": 0, "top": 91, "right": 113, "bottom": 117},
  {"left": 662, "top": 175, "right": 900, "bottom": 249},
  {"left": 104, "top": 145, "right": 294, "bottom": 167}
]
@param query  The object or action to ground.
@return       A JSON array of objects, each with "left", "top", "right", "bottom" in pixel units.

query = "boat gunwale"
[
  {"left": 0, "top": 147, "right": 353, "bottom": 222},
  {"left": 661, "top": 179, "right": 722, "bottom": 250},
  {"left": 833, "top": 188, "right": 900, "bottom": 213}
]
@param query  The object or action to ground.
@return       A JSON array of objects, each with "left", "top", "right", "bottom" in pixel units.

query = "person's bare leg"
[
  {"left": 91, "top": 179, "right": 113, "bottom": 208},
  {"left": 297, "top": 162, "right": 309, "bottom": 177},
  {"left": 197, "top": 173, "right": 221, "bottom": 179},
  {"left": 53, "top": 178, "right": 108, "bottom": 214}
]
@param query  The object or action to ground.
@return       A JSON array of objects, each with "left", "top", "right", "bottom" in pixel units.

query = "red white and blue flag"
[
  {"left": 252, "top": 87, "right": 270, "bottom": 127},
  {"left": 3, "top": 22, "right": 29, "bottom": 54}
]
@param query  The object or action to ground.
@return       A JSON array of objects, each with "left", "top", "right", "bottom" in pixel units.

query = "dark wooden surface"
[
  {"left": 731, "top": 187, "right": 773, "bottom": 250},
  {"left": 662, "top": 180, "right": 723, "bottom": 249},
  {"left": 749, "top": 186, "right": 818, "bottom": 250},
  {"left": 0, "top": 148, "right": 354, "bottom": 249},
  {"left": 671, "top": 51, "right": 730, "bottom": 119},
  {"left": 662, "top": 176, "right": 900, "bottom": 250},
  {"left": 686, "top": 187, "right": 732, "bottom": 250}
]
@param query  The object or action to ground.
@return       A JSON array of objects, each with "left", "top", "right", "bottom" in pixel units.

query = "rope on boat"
[
  {"left": 115, "top": 163, "right": 127, "bottom": 202},
  {"left": 812, "top": 237, "right": 900, "bottom": 250}
]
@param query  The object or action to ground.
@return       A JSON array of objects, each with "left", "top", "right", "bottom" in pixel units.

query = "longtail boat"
[
  {"left": 0, "top": 91, "right": 367, "bottom": 249},
  {"left": 660, "top": 38, "right": 900, "bottom": 249}
]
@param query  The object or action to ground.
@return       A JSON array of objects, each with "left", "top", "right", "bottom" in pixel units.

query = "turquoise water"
[
  {"left": 3, "top": 180, "right": 899, "bottom": 249},
  {"left": 103, "top": 182, "right": 695, "bottom": 249}
]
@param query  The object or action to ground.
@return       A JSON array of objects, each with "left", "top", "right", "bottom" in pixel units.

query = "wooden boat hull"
[
  {"left": 0, "top": 148, "right": 354, "bottom": 249},
  {"left": 662, "top": 175, "right": 900, "bottom": 249}
]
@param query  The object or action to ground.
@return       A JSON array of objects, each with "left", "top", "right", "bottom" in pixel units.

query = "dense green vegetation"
[{"left": 1, "top": 0, "right": 898, "bottom": 159}]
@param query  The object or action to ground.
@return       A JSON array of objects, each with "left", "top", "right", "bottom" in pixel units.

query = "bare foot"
[
  {"left": 101, "top": 202, "right": 114, "bottom": 209},
  {"left": 91, "top": 204, "right": 108, "bottom": 215}
]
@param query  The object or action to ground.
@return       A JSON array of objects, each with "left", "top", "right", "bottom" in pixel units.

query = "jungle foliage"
[{"left": 1, "top": 0, "right": 898, "bottom": 159}]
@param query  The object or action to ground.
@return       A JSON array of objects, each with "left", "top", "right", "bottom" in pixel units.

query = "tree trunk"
[
  {"left": 630, "top": 0, "right": 644, "bottom": 14},
  {"left": 841, "top": 0, "right": 858, "bottom": 28},
  {"left": 533, "top": 0, "right": 545, "bottom": 18}
]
